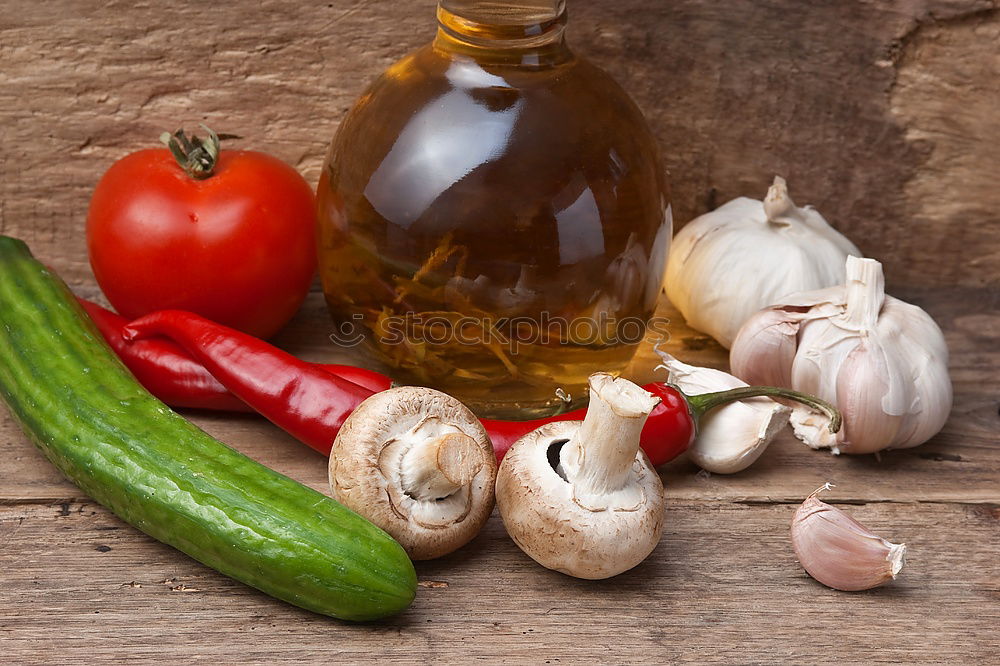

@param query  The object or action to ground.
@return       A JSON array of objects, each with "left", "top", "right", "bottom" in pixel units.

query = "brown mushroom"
[
  {"left": 496, "top": 373, "right": 666, "bottom": 579},
  {"left": 329, "top": 386, "right": 497, "bottom": 560}
]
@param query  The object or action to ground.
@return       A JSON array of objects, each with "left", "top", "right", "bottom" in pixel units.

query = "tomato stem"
[{"left": 160, "top": 125, "right": 236, "bottom": 179}]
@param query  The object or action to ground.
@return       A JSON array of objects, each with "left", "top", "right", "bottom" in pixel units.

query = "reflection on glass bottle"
[{"left": 318, "top": 0, "right": 671, "bottom": 418}]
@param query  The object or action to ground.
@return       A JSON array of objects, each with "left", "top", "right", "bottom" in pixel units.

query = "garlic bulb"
[
  {"left": 791, "top": 484, "right": 906, "bottom": 592},
  {"left": 731, "top": 256, "right": 952, "bottom": 455},
  {"left": 665, "top": 176, "right": 861, "bottom": 348},
  {"left": 655, "top": 350, "right": 790, "bottom": 474}
]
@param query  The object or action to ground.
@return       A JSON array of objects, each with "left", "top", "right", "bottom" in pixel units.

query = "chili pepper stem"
[{"left": 684, "top": 385, "right": 842, "bottom": 434}]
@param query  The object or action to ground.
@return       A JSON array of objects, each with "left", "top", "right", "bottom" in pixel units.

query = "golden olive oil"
[{"left": 318, "top": 2, "right": 670, "bottom": 418}]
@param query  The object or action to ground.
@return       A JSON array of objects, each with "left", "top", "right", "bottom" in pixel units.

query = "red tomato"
[{"left": 87, "top": 141, "right": 316, "bottom": 339}]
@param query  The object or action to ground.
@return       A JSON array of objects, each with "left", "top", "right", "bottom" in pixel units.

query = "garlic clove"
[
  {"left": 881, "top": 300, "right": 953, "bottom": 449},
  {"left": 792, "top": 335, "right": 905, "bottom": 455},
  {"left": 655, "top": 350, "right": 790, "bottom": 474},
  {"left": 791, "top": 486, "right": 906, "bottom": 591},
  {"left": 789, "top": 315, "right": 855, "bottom": 403},
  {"left": 729, "top": 308, "right": 801, "bottom": 387},
  {"left": 832, "top": 339, "right": 906, "bottom": 454},
  {"left": 691, "top": 399, "right": 790, "bottom": 474}
]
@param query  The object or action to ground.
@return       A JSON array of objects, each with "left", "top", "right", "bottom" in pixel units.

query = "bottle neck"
[{"left": 434, "top": 0, "right": 572, "bottom": 66}]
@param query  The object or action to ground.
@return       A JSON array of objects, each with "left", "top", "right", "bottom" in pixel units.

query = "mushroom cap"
[
  {"left": 329, "top": 386, "right": 497, "bottom": 560},
  {"left": 496, "top": 420, "right": 666, "bottom": 579}
]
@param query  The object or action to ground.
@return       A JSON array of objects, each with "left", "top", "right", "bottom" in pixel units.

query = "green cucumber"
[{"left": 0, "top": 236, "right": 416, "bottom": 621}]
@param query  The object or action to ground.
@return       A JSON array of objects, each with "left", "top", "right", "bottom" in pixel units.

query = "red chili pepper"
[
  {"left": 121, "top": 310, "right": 375, "bottom": 454},
  {"left": 480, "top": 392, "right": 678, "bottom": 462},
  {"left": 79, "top": 298, "right": 250, "bottom": 411},
  {"left": 122, "top": 309, "right": 840, "bottom": 465},
  {"left": 315, "top": 362, "right": 393, "bottom": 394},
  {"left": 81, "top": 298, "right": 391, "bottom": 405},
  {"left": 485, "top": 382, "right": 841, "bottom": 465}
]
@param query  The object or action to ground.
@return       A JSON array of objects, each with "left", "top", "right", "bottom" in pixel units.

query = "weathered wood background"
[{"left": 1, "top": 0, "right": 999, "bottom": 663}]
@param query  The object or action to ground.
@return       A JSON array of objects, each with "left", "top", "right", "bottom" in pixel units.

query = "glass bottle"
[{"left": 317, "top": 0, "right": 671, "bottom": 419}]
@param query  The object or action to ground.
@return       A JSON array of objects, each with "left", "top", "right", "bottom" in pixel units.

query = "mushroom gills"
[
  {"left": 329, "top": 385, "right": 498, "bottom": 560},
  {"left": 378, "top": 417, "right": 483, "bottom": 528}
]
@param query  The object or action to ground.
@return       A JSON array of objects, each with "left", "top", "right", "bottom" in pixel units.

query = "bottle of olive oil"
[{"left": 318, "top": 1, "right": 671, "bottom": 418}]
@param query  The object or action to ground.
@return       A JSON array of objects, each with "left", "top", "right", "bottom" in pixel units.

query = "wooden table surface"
[
  {"left": 3, "top": 0, "right": 999, "bottom": 663},
  {"left": 1, "top": 285, "right": 997, "bottom": 664}
]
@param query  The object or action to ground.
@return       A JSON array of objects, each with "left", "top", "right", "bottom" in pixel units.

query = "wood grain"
[
  {"left": 1, "top": 0, "right": 999, "bottom": 663},
  {"left": 1, "top": 1, "right": 999, "bottom": 288},
  {"left": 2, "top": 499, "right": 998, "bottom": 664},
  {"left": 0, "top": 285, "right": 997, "bottom": 664}
]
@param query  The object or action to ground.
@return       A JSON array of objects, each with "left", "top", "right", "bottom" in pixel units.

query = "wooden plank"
[
  {"left": 1, "top": 498, "right": 996, "bottom": 663},
  {"left": 1, "top": 0, "right": 999, "bottom": 290},
  {"left": 3, "top": 289, "right": 997, "bottom": 505}
]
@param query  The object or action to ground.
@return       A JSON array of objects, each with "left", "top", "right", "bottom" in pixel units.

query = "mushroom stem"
[
  {"left": 400, "top": 432, "right": 486, "bottom": 501},
  {"left": 559, "top": 373, "right": 661, "bottom": 496}
]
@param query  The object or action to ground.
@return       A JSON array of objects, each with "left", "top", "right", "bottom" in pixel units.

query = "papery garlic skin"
[
  {"left": 665, "top": 176, "right": 860, "bottom": 348},
  {"left": 655, "top": 351, "right": 790, "bottom": 474},
  {"left": 791, "top": 487, "right": 906, "bottom": 592},
  {"left": 731, "top": 257, "right": 952, "bottom": 455}
]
